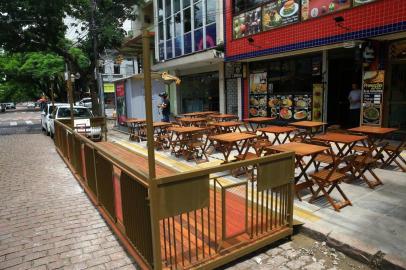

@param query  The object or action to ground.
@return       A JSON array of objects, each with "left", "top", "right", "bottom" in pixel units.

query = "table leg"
[{"left": 295, "top": 155, "right": 316, "bottom": 200}]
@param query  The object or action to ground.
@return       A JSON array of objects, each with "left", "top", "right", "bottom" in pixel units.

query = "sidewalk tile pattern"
[{"left": 0, "top": 135, "right": 138, "bottom": 270}]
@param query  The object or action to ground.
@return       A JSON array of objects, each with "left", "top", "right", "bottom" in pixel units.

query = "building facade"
[
  {"left": 153, "top": 0, "right": 226, "bottom": 115},
  {"left": 224, "top": 0, "right": 406, "bottom": 134}
]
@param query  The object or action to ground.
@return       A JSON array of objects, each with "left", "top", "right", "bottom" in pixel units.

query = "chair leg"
[
  {"left": 335, "top": 183, "right": 352, "bottom": 207},
  {"left": 320, "top": 186, "right": 340, "bottom": 212},
  {"left": 394, "top": 158, "right": 406, "bottom": 172},
  {"left": 368, "top": 168, "right": 383, "bottom": 186}
]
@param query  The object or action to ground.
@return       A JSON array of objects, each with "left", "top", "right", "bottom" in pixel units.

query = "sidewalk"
[
  {"left": 109, "top": 128, "right": 406, "bottom": 269},
  {"left": 0, "top": 134, "right": 138, "bottom": 270}
]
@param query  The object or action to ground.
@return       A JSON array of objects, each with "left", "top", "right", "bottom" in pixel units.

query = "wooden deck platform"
[
  {"left": 97, "top": 142, "right": 290, "bottom": 270},
  {"left": 160, "top": 185, "right": 290, "bottom": 269},
  {"left": 97, "top": 142, "right": 174, "bottom": 177}
]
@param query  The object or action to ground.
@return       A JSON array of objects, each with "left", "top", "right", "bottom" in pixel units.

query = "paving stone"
[
  {"left": 304, "top": 262, "right": 326, "bottom": 270},
  {"left": 265, "top": 255, "right": 288, "bottom": 267},
  {"left": 0, "top": 135, "right": 137, "bottom": 270},
  {"left": 266, "top": 247, "right": 283, "bottom": 257},
  {"left": 286, "top": 259, "right": 307, "bottom": 269}
]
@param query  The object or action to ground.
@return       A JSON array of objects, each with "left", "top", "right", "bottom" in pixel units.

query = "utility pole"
[
  {"left": 90, "top": 0, "right": 104, "bottom": 117},
  {"left": 65, "top": 64, "right": 75, "bottom": 125}
]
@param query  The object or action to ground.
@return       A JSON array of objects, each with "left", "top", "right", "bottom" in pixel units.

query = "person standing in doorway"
[
  {"left": 348, "top": 83, "right": 362, "bottom": 128},
  {"left": 158, "top": 92, "right": 170, "bottom": 122}
]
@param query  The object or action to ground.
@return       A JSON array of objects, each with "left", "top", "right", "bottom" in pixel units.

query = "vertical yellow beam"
[
  {"left": 142, "top": 29, "right": 162, "bottom": 270},
  {"left": 142, "top": 30, "right": 156, "bottom": 180}
]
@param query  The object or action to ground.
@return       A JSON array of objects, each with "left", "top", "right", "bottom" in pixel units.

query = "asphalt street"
[{"left": 0, "top": 107, "right": 42, "bottom": 135}]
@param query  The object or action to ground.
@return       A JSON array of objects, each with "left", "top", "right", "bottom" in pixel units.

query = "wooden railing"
[{"left": 54, "top": 120, "right": 295, "bottom": 270}]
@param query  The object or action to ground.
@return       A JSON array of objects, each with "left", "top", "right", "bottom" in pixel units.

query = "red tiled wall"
[{"left": 225, "top": 0, "right": 406, "bottom": 59}]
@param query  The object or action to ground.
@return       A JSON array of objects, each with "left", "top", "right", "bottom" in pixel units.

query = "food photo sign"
[
  {"left": 262, "top": 0, "right": 300, "bottom": 31},
  {"left": 301, "top": 0, "right": 351, "bottom": 20},
  {"left": 361, "top": 70, "right": 384, "bottom": 126},
  {"left": 233, "top": 7, "right": 262, "bottom": 39},
  {"left": 249, "top": 72, "right": 268, "bottom": 117},
  {"left": 353, "top": 0, "right": 377, "bottom": 7}
]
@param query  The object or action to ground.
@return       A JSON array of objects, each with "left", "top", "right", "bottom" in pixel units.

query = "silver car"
[
  {"left": 49, "top": 106, "right": 102, "bottom": 141},
  {"left": 41, "top": 103, "right": 68, "bottom": 135}
]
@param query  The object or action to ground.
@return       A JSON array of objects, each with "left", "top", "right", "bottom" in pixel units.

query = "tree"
[
  {"left": 1, "top": 0, "right": 140, "bottom": 114},
  {"left": 0, "top": 52, "right": 68, "bottom": 102}
]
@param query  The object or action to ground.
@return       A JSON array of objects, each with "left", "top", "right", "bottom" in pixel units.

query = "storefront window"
[
  {"left": 206, "top": 0, "right": 216, "bottom": 24},
  {"left": 174, "top": 13, "right": 182, "bottom": 37},
  {"left": 158, "top": 21, "right": 164, "bottom": 42},
  {"left": 174, "top": 0, "right": 181, "bottom": 13},
  {"left": 234, "top": 0, "right": 264, "bottom": 14},
  {"left": 183, "top": 0, "right": 190, "bottom": 8},
  {"left": 184, "top": 8, "right": 191, "bottom": 33},
  {"left": 158, "top": 0, "right": 164, "bottom": 21},
  {"left": 194, "top": 1, "right": 203, "bottom": 28},
  {"left": 165, "top": 0, "right": 171, "bottom": 18},
  {"left": 166, "top": 17, "right": 172, "bottom": 39},
  {"left": 180, "top": 72, "right": 219, "bottom": 113},
  {"left": 157, "top": 0, "right": 217, "bottom": 61},
  {"left": 249, "top": 54, "right": 322, "bottom": 120}
]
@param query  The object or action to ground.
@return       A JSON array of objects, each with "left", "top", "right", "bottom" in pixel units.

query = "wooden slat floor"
[{"left": 160, "top": 187, "right": 290, "bottom": 269}]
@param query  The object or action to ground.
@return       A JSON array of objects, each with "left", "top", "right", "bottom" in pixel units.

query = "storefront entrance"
[
  {"left": 327, "top": 48, "right": 362, "bottom": 128},
  {"left": 179, "top": 72, "right": 219, "bottom": 113},
  {"left": 386, "top": 40, "right": 406, "bottom": 134}
]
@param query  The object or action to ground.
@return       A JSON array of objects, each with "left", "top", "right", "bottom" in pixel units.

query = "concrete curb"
[{"left": 299, "top": 222, "right": 406, "bottom": 270}]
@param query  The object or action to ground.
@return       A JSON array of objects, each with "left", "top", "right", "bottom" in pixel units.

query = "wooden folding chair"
[
  {"left": 304, "top": 139, "right": 336, "bottom": 171},
  {"left": 184, "top": 131, "right": 209, "bottom": 163},
  {"left": 309, "top": 155, "right": 355, "bottom": 212},
  {"left": 381, "top": 138, "right": 406, "bottom": 172},
  {"left": 290, "top": 129, "right": 308, "bottom": 143},
  {"left": 352, "top": 143, "right": 388, "bottom": 188}
]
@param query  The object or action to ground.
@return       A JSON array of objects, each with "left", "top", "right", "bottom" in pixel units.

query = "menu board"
[
  {"left": 233, "top": 7, "right": 261, "bottom": 39},
  {"left": 293, "top": 95, "right": 312, "bottom": 120},
  {"left": 361, "top": 70, "right": 384, "bottom": 126},
  {"left": 268, "top": 94, "right": 313, "bottom": 121},
  {"left": 312, "top": 84, "right": 323, "bottom": 121},
  {"left": 249, "top": 72, "right": 268, "bottom": 117},
  {"left": 353, "top": 0, "right": 376, "bottom": 7},
  {"left": 301, "top": 0, "right": 351, "bottom": 20},
  {"left": 262, "top": 0, "right": 300, "bottom": 31}
]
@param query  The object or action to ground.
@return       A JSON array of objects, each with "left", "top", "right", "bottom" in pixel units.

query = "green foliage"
[{"left": 0, "top": 52, "right": 65, "bottom": 102}]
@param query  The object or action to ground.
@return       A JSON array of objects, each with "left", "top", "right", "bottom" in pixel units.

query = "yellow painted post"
[{"left": 142, "top": 29, "right": 162, "bottom": 270}]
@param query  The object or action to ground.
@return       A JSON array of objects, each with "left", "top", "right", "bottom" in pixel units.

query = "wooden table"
[
  {"left": 210, "top": 114, "right": 238, "bottom": 122},
  {"left": 125, "top": 119, "right": 146, "bottom": 141},
  {"left": 244, "top": 117, "right": 276, "bottom": 131},
  {"left": 209, "top": 132, "right": 258, "bottom": 163},
  {"left": 178, "top": 117, "right": 207, "bottom": 127},
  {"left": 182, "top": 111, "right": 217, "bottom": 118},
  {"left": 313, "top": 132, "right": 367, "bottom": 157},
  {"left": 266, "top": 142, "right": 329, "bottom": 200},
  {"left": 348, "top": 126, "right": 398, "bottom": 147},
  {"left": 168, "top": 126, "right": 207, "bottom": 157},
  {"left": 290, "top": 121, "right": 327, "bottom": 137},
  {"left": 257, "top": 126, "right": 298, "bottom": 144},
  {"left": 211, "top": 121, "right": 244, "bottom": 133}
]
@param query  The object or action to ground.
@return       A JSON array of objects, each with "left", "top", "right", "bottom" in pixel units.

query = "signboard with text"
[
  {"left": 361, "top": 70, "right": 384, "bottom": 126},
  {"left": 262, "top": 0, "right": 300, "bottom": 31}
]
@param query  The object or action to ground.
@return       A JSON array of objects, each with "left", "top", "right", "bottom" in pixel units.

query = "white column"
[
  {"left": 237, "top": 78, "right": 242, "bottom": 120},
  {"left": 219, "top": 62, "right": 225, "bottom": 114}
]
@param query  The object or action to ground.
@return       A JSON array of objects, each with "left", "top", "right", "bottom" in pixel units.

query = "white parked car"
[
  {"left": 75, "top": 97, "right": 92, "bottom": 108},
  {"left": 49, "top": 105, "right": 102, "bottom": 141},
  {"left": 5, "top": 102, "right": 16, "bottom": 109},
  {"left": 41, "top": 103, "right": 67, "bottom": 135}
]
